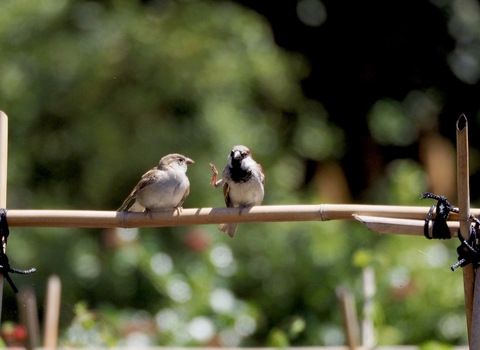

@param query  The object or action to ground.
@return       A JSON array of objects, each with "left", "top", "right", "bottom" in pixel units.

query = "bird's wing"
[
  {"left": 259, "top": 164, "right": 265, "bottom": 185},
  {"left": 117, "top": 168, "right": 158, "bottom": 211},
  {"left": 135, "top": 168, "right": 159, "bottom": 192},
  {"left": 127, "top": 201, "right": 145, "bottom": 212},
  {"left": 176, "top": 186, "right": 191, "bottom": 208},
  {"left": 223, "top": 182, "right": 234, "bottom": 207},
  {"left": 117, "top": 189, "right": 136, "bottom": 211}
]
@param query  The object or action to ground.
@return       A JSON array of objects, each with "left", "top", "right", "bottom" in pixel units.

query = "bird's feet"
[
  {"left": 238, "top": 204, "right": 251, "bottom": 216},
  {"left": 174, "top": 206, "right": 183, "bottom": 216}
]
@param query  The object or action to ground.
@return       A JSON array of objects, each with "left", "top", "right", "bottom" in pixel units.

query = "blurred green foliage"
[{"left": 0, "top": 0, "right": 473, "bottom": 347}]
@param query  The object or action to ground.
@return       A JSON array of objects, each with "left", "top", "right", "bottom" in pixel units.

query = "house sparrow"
[
  {"left": 210, "top": 145, "right": 265, "bottom": 237},
  {"left": 118, "top": 153, "right": 194, "bottom": 213}
]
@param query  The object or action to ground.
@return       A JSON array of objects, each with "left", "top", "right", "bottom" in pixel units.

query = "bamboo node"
[{"left": 319, "top": 204, "right": 325, "bottom": 221}]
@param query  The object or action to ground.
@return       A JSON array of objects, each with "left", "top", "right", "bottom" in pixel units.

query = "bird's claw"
[
  {"left": 174, "top": 206, "right": 183, "bottom": 216},
  {"left": 239, "top": 204, "right": 249, "bottom": 216},
  {"left": 209, "top": 163, "right": 218, "bottom": 187},
  {"left": 144, "top": 208, "right": 153, "bottom": 219}
]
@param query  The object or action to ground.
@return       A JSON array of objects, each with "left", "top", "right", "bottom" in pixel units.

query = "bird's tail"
[{"left": 218, "top": 223, "right": 237, "bottom": 238}]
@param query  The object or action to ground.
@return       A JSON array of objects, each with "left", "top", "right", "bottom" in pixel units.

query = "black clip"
[
  {"left": 0, "top": 208, "right": 9, "bottom": 243},
  {"left": 0, "top": 209, "right": 36, "bottom": 293},
  {"left": 421, "top": 192, "right": 458, "bottom": 239},
  {"left": 451, "top": 216, "right": 480, "bottom": 271}
]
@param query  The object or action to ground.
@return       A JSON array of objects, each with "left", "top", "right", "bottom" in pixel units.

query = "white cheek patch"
[{"left": 240, "top": 157, "right": 255, "bottom": 170}]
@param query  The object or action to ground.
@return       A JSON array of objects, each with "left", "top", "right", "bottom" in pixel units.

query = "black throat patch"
[{"left": 230, "top": 159, "right": 252, "bottom": 183}]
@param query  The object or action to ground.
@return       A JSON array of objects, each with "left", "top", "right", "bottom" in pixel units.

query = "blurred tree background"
[{"left": 1, "top": 0, "right": 480, "bottom": 346}]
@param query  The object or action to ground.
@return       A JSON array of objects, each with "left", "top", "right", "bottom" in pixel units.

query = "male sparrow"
[
  {"left": 118, "top": 153, "right": 194, "bottom": 213},
  {"left": 210, "top": 145, "right": 265, "bottom": 237}
]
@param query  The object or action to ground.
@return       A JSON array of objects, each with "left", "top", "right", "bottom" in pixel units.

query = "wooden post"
[
  {"left": 456, "top": 114, "right": 474, "bottom": 348},
  {"left": 0, "top": 111, "right": 8, "bottom": 322}
]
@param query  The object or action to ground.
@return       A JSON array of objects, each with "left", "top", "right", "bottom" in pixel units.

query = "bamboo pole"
[
  {"left": 457, "top": 115, "right": 475, "bottom": 348},
  {"left": 0, "top": 111, "right": 8, "bottom": 322},
  {"left": 354, "top": 215, "right": 460, "bottom": 237},
  {"left": 473, "top": 275, "right": 480, "bottom": 349},
  {"left": 457, "top": 114, "right": 471, "bottom": 240},
  {"left": 2, "top": 204, "right": 479, "bottom": 229}
]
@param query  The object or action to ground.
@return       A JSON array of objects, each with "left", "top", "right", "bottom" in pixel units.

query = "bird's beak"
[
  {"left": 233, "top": 151, "right": 241, "bottom": 160},
  {"left": 185, "top": 158, "right": 195, "bottom": 165}
]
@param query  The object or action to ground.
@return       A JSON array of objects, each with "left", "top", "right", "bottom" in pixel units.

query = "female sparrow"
[
  {"left": 118, "top": 153, "right": 194, "bottom": 213},
  {"left": 210, "top": 145, "right": 265, "bottom": 237}
]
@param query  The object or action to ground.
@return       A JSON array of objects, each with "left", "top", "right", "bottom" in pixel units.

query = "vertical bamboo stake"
[
  {"left": 0, "top": 111, "right": 8, "bottom": 322},
  {"left": 362, "top": 267, "right": 375, "bottom": 349},
  {"left": 43, "top": 275, "right": 61, "bottom": 349},
  {"left": 337, "top": 286, "right": 359, "bottom": 350},
  {"left": 18, "top": 288, "right": 40, "bottom": 350},
  {"left": 472, "top": 272, "right": 480, "bottom": 348},
  {"left": 456, "top": 114, "right": 474, "bottom": 347}
]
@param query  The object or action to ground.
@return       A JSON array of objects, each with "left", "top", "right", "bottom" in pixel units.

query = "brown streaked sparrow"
[
  {"left": 118, "top": 153, "right": 194, "bottom": 213},
  {"left": 210, "top": 145, "right": 265, "bottom": 237}
]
